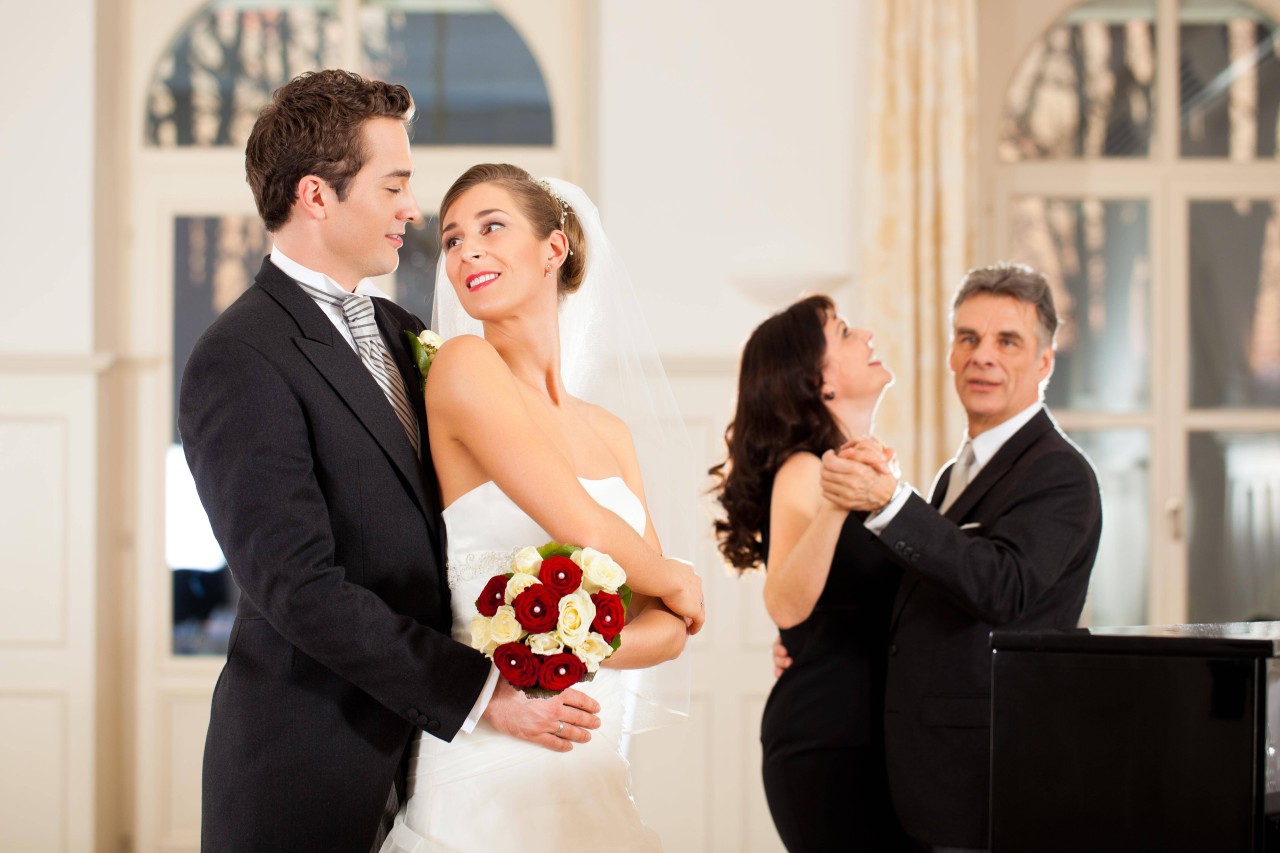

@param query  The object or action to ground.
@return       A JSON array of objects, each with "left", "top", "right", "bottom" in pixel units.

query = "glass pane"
[
  {"left": 169, "top": 215, "right": 268, "bottom": 655},
  {"left": 1068, "top": 429, "right": 1151, "bottom": 627},
  {"left": 1189, "top": 199, "right": 1280, "bottom": 407},
  {"left": 1180, "top": 0, "right": 1280, "bottom": 159},
  {"left": 999, "top": 0, "right": 1155, "bottom": 161},
  {"left": 1188, "top": 431, "right": 1280, "bottom": 622},
  {"left": 362, "top": 0, "right": 553, "bottom": 145},
  {"left": 1009, "top": 197, "right": 1150, "bottom": 411},
  {"left": 146, "top": 1, "right": 341, "bottom": 147}
]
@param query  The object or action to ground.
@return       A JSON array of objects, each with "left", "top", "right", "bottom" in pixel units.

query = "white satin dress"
[{"left": 380, "top": 477, "right": 663, "bottom": 853}]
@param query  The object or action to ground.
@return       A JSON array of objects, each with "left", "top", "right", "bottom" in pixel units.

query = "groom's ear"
[{"left": 294, "top": 175, "right": 329, "bottom": 221}]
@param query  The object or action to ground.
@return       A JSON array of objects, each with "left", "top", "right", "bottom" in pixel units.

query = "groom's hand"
[{"left": 483, "top": 680, "right": 602, "bottom": 753}]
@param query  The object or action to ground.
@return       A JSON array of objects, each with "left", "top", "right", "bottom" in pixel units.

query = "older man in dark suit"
[
  {"left": 818, "top": 262, "right": 1103, "bottom": 852},
  {"left": 179, "top": 70, "right": 599, "bottom": 852}
]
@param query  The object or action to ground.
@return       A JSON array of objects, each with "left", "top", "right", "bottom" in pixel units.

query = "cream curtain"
[{"left": 860, "top": 0, "right": 977, "bottom": 488}]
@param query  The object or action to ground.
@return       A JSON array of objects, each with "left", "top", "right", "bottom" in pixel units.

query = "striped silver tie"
[{"left": 340, "top": 294, "right": 421, "bottom": 458}]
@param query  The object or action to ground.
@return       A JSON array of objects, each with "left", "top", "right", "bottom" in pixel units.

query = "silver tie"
[
  {"left": 939, "top": 441, "right": 975, "bottom": 514},
  {"left": 341, "top": 295, "right": 421, "bottom": 458}
]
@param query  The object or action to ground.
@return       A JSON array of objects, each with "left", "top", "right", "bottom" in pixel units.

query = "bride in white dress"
[{"left": 381, "top": 165, "right": 701, "bottom": 852}]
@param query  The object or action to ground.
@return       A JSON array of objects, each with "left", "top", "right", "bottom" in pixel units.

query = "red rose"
[
  {"left": 494, "top": 642, "right": 540, "bottom": 688},
  {"left": 539, "top": 556, "right": 583, "bottom": 598},
  {"left": 538, "top": 652, "right": 587, "bottom": 692},
  {"left": 590, "top": 591, "right": 626, "bottom": 642},
  {"left": 476, "top": 574, "right": 510, "bottom": 617},
  {"left": 512, "top": 584, "right": 558, "bottom": 634}
]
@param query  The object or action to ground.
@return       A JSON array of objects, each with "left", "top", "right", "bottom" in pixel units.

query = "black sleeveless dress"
[{"left": 760, "top": 509, "right": 910, "bottom": 852}]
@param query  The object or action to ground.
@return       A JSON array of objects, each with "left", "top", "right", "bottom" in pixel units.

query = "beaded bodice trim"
[{"left": 446, "top": 548, "right": 521, "bottom": 590}]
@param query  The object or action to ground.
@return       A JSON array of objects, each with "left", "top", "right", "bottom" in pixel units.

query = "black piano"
[{"left": 990, "top": 622, "right": 1280, "bottom": 852}]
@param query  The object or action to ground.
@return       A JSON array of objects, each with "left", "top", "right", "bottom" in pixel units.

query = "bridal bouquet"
[{"left": 470, "top": 542, "right": 631, "bottom": 695}]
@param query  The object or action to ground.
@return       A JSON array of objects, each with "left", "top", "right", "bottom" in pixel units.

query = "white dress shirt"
[{"left": 270, "top": 246, "right": 498, "bottom": 734}]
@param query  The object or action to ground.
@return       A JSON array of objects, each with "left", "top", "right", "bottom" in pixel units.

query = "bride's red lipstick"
[{"left": 466, "top": 271, "right": 499, "bottom": 292}]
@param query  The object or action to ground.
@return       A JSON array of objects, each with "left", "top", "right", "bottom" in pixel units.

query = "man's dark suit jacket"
[
  {"left": 178, "top": 258, "right": 491, "bottom": 852},
  {"left": 876, "top": 408, "right": 1102, "bottom": 848}
]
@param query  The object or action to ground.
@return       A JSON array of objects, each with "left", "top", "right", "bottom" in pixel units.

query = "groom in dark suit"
[
  {"left": 179, "top": 70, "right": 598, "bottom": 852},
  {"left": 819, "top": 262, "right": 1103, "bottom": 852}
]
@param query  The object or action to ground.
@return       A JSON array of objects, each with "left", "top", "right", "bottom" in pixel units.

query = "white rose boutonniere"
[{"left": 403, "top": 329, "right": 444, "bottom": 389}]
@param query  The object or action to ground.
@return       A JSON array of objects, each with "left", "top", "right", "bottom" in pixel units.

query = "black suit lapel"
[
  {"left": 255, "top": 260, "right": 436, "bottom": 533},
  {"left": 888, "top": 413, "right": 1055, "bottom": 632},
  {"left": 945, "top": 409, "right": 1055, "bottom": 522}
]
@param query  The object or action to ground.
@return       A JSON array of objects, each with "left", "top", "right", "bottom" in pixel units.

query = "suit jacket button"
[
  {"left": 894, "top": 541, "right": 905, "bottom": 552},
  {"left": 889, "top": 644, "right": 898, "bottom": 656},
  {"left": 911, "top": 554, "right": 921, "bottom": 563},
  {"left": 405, "top": 707, "right": 419, "bottom": 719},
  {"left": 425, "top": 719, "right": 441, "bottom": 732}
]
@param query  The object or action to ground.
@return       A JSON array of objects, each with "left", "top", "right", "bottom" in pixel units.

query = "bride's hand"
[
  {"left": 659, "top": 558, "right": 704, "bottom": 635},
  {"left": 483, "top": 679, "right": 602, "bottom": 753}
]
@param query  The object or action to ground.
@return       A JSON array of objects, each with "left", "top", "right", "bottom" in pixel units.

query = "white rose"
[
  {"left": 573, "top": 632, "right": 613, "bottom": 672},
  {"left": 557, "top": 589, "right": 597, "bottom": 648},
  {"left": 572, "top": 547, "right": 627, "bottom": 594},
  {"left": 418, "top": 329, "right": 444, "bottom": 350},
  {"left": 526, "top": 632, "right": 564, "bottom": 656},
  {"left": 489, "top": 605, "right": 524, "bottom": 645},
  {"left": 469, "top": 614, "right": 497, "bottom": 655},
  {"left": 510, "top": 546, "right": 543, "bottom": 576},
  {"left": 504, "top": 572, "right": 541, "bottom": 604}
]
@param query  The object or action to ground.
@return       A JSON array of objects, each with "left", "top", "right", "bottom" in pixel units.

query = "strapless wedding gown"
[{"left": 380, "top": 478, "right": 662, "bottom": 853}]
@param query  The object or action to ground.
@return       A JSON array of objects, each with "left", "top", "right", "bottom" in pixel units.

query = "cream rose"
[
  {"left": 557, "top": 589, "right": 597, "bottom": 648},
  {"left": 526, "top": 632, "right": 564, "bottom": 656},
  {"left": 573, "top": 547, "right": 627, "bottom": 594},
  {"left": 417, "top": 329, "right": 444, "bottom": 350},
  {"left": 573, "top": 632, "right": 613, "bottom": 672},
  {"left": 504, "top": 572, "right": 541, "bottom": 604},
  {"left": 489, "top": 605, "right": 524, "bottom": 645},
  {"left": 469, "top": 614, "right": 497, "bottom": 655},
  {"left": 510, "top": 546, "right": 543, "bottom": 576}
]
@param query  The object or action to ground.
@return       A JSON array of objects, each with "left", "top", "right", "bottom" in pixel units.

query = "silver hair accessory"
[{"left": 537, "top": 178, "right": 572, "bottom": 228}]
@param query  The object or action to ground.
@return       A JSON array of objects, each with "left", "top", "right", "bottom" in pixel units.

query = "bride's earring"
[
  {"left": 544, "top": 263, "right": 552, "bottom": 277},
  {"left": 821, "top": 389, "right": 836, "bottom": 401}
]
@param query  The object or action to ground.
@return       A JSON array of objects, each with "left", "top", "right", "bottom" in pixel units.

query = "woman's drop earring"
[{"left": 545, "top": 264, "right": 552, "bottom": 277}]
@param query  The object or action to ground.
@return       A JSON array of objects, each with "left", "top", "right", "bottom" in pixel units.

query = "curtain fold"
[{"left": 860, "top": 0, "right": 977, "bottom": 487}]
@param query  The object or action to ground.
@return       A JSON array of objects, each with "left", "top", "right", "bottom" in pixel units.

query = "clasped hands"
[{"left": 820, "top": 436, "right": 900, "bottom": 513}]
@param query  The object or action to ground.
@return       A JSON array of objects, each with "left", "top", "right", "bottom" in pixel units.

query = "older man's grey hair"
[{"left": 952, "top": 262, "right": 1058, "bottom": 351}]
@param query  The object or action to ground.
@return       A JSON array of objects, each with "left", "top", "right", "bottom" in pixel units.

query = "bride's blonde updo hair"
[{"left": 438, "top": 163, "right": 588, "bottom": 296}]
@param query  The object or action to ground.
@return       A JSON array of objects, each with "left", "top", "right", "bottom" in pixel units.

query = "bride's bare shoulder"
[
  {"left": 425, "top": 335, "right": 514, "bottom": 406},
  {"left": 578, "top": 400, "right": 635, "bottom": 457}
]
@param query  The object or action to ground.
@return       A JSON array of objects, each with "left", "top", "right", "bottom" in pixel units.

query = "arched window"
[{"left": 982, "top": 0, "right": 1280, "bottom": 626}]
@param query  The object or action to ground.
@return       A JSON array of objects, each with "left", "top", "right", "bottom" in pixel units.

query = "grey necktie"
[
  {"left": 341, "top": 295, "right": 421, "bottom": 458},
  {"left": 297, "top": 281, "right": 420, "bottom": 457},
  {"left": 939, "top": 441, "right": 975, "bottom": 514}
]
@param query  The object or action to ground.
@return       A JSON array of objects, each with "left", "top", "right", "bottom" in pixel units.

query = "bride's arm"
[
  {"left": 590, "top": 407, "right": 689, "bottom": 668},
  {"left": 427, "top": 336, "right": 703, "bottom": 633}
]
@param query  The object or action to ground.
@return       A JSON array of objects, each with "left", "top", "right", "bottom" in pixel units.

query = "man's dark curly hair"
[{"left": 245, "top": 69, "right": 414, "bottom": 232}]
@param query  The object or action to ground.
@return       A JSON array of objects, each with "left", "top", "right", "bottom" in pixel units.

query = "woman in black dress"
[{"left": 710, "top": 295, "right": 909, "bottom": 851}]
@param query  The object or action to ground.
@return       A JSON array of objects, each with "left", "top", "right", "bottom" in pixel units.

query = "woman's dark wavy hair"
[{"left": 709, "top": 295, "right": 847, "bottom": 572}]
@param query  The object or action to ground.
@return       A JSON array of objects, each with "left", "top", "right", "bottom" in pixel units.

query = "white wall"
[
  {"left": 597, "top": 0, "right": 871, "bottom": 362},
  {"left": 0, "top": 0, "right": 106, "bottom": 850},
  {"left": 0, "top": 1, "right": 96, "bottom": 353}
]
